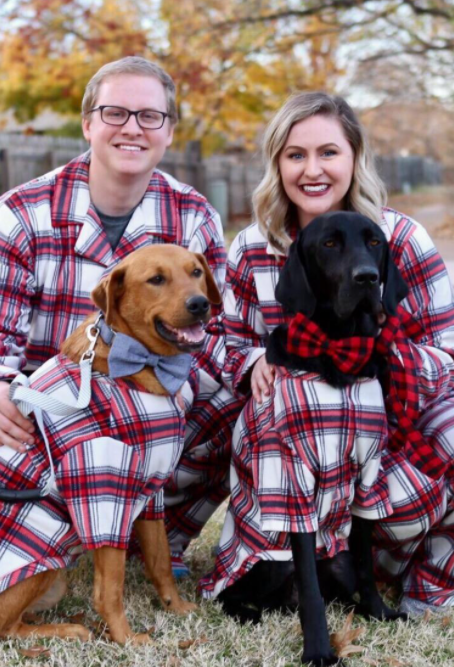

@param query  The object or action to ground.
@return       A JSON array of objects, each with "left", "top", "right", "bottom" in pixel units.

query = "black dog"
[{"left": 221, "top": 212, "right": 408, "bottom": 666}]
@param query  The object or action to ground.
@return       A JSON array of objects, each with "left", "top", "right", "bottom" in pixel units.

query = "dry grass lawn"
[{"left": 0, "top": 501, "right": 453, "bottom": 667}]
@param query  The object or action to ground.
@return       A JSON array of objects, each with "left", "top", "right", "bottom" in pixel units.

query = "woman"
[{"left": 200, "top": 92, "right": 454, "bottom": 616}]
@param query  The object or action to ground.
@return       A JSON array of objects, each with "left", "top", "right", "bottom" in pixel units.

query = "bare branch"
[
  {"left": 209, "top": 0, "right": 357, "bottom": 31},
  {"left": 401, "top": 0, "right": 454, "bottom": 21}
]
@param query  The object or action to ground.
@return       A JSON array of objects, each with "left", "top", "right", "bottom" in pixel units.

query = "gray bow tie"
[{"left": 99, "top": 320, "right": 192, "bottom": 395}]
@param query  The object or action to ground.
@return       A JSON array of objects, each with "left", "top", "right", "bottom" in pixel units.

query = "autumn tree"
[
  {"left": 1, "top": 0, "right": 453, "bottom": 152},
  {"left": 0, "top": 0, "right": 342, "bottom": 152}
]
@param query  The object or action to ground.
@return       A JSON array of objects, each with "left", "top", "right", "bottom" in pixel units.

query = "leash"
[{"left": 0, "top": 315, "right": 102, "bottom": 502}]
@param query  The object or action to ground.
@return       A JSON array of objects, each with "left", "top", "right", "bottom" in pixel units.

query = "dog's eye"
[
  {"left": 324, "top": 240, "right": 336, "bottom": 248},
  {"left": 192, "top": 268, "right": 203, "bottom": 278},
  {"left": 148, "top": 275, "right": 165, "bottom": 285},
  {"left": 369, "top": 239, "right": 381, "bottom": 247}
]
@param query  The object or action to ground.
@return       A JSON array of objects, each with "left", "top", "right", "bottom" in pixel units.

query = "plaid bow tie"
[
  {"left": 287, "top": 313, "right": 375, "bottom": 375},
  {"left": 99, "top": 319, "right": 192, "bottom": 395},
  {"left": 376, "top": 307, "right": 447, "bottom": 480}
]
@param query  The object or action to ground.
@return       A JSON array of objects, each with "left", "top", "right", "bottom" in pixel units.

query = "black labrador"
[{"left": 220, "top": 211, "right": 409, "bottom": 666}]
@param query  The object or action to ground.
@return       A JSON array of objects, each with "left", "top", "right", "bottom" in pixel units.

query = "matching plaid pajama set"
[
  {"left": 200, "top": 209, "right": 454, "bottom": 606},
  {"left": 0, "top": 151, "right": 243, "bottom": 556}
]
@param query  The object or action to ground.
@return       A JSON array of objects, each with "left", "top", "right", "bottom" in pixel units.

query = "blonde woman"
[{"left": 200, "top": 93, "right": 454, "bottom": 629}]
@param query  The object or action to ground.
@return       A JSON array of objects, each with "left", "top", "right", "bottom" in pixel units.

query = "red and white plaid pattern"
[
  {"left": 200, "top": 210, "right": 454, "bottom": 605},
  {"left": 0, "top": 151, "right": 225, "bottom": 378},
  {"left": 0, "top": 151, "right": 242, "bottom": 551},
  {"left": 0, "top": 354, "right": 187, "bottom": 590},
  {"left": 199, "top": 371, "right": 393, "bottom": 599}
]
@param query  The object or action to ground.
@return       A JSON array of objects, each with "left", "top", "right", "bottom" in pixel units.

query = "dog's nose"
[
  {"left": 352, "top": 267, "right": 379, "bottom": 285},
  {"left": 186, "top": 295, "right": 210, "bottom": 317}
]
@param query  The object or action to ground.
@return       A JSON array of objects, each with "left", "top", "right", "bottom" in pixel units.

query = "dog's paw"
[
  {"left": 356, "top": 598, "right": 407, "bottom": 622},
  {"left": 130, "top": 632, "right": 154, "bottom": 645},
  {"left": 301, "top": 650, "right": 344, "bottom": 666},
  {"left": 221, "top": 600, "right": 262, "bottom": 625},
  {"left": 163, "top": 596, "right": 197, "bottom": 615},
  {"left": 166, "top": 598, "right": 198, "bottom": 616}
]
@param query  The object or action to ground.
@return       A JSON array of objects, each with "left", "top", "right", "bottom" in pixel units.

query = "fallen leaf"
[
  {"left": 166, "top": 658, "right": 181, "bottom": 667},
  {"left": 423, "top": 609, "right": 432, "bottom": 622},
  {"left": 178, "top": 634, "right": 209, "bottom": 649},
  {"left": 338, "top": 644, "right": 366, "bottom": 658},
  {"left": 441, "top": 616, "right": 452, "bottom": 627},
  {"left": 377, "top": 583, "right": 400, "bottom": 602},
  {"left": 18, "top": 647, "right": 51, "bottom": 658},
  {"left": 330, "top": 610, "right": 366, "bottom": 658}
]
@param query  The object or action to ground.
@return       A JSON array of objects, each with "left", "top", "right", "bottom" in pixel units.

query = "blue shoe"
[{"left": 171, "top": 553, "right": 190, "bottom": 579}]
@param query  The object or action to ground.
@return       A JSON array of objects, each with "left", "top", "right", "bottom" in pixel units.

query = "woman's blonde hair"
[
  {"left": 253, "top": 91, "right": 387, "bottom": 252},
  {"left": 81, "top": 56, "right": 178, "bottom": 125}
]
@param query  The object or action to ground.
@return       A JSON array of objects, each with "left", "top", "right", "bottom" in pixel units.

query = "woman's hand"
[
  {"left": 251, "top": 355, "right": 275, "bottom": 404},
  {"left": 0, "top": 381, "right": 35, "bottom": 453}
]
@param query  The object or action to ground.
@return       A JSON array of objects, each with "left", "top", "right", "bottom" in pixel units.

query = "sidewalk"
[{"left": 388, "top": 187, "right": 454, "bottom": 284}]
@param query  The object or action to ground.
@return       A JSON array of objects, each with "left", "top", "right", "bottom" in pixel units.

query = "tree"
[
  {"left": 1, "top": 0, "right": 453, "bottom": 151},
  {"left": 0, "top": 0, "right": 342, "bottom": 151}
]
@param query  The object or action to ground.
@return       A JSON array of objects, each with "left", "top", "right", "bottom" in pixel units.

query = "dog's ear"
[
  {"left": 91, "top": 267, "right": 127, "bottom": 324},
  {"left": 194, "top": 253, "right": 222, "bottom": 305},
  {"left": 275, "top": 236, "right": 316, "bottom": 316},
  {"left": 381, "top": 247, "right": 409, "bottom": 316}
]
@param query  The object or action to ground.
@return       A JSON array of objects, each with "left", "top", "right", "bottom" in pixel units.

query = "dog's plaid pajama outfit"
[
  {"left": 0, "top": 354, "right": 188, "bottom": 591},
  {"left": 200, "top": 210, "right": 454, "bottom": 606},
  {"left": 0, "top": 152, "right": 243, "bottom": 553}
]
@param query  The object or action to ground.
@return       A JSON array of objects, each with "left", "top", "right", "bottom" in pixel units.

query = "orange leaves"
[{"left": 330, "top": 610, "right": 366, "bottom": 659}]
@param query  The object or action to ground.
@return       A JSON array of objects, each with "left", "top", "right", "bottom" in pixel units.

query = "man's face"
[{"left": 82, "top": 74, "right": 174, "bottom": 184}]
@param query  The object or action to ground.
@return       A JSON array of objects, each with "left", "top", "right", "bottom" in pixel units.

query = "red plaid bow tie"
[
  {"left": 376, "top": 307, "right": 447, "bottom": 480},
  {"left": 287, "top": 313, "right": 375, "bottom": 375},
  {"left": 286, "top": 307, "right": 447, "bottom": 480}
]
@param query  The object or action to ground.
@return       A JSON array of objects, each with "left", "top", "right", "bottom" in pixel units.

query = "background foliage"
[{"left": 0, "top": 0, "right": 453, "bottom": 154}]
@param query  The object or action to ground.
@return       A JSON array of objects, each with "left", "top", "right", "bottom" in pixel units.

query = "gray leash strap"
[
  {"left": 0, "top": 319, "right": 100, "bottom": 502},
  {"left": 10, "top": 358, "right": 93, "bottom": 418}
]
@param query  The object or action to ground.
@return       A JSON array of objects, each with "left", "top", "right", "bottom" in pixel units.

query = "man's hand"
[
  {"left": 0, "top": 382, "right": 35, "bottom": 453},
  {"left": 251, "top": 355, "right": 275, "bottom": 404}
]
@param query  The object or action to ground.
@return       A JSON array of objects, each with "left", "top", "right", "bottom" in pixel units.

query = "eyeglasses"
[{"left": 87, "top": 105, "right": 169, "bottom": 130}]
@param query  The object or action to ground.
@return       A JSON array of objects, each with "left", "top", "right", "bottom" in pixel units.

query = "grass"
[{"left": 1, "top": 502, "right": 453, "bottom": 667}]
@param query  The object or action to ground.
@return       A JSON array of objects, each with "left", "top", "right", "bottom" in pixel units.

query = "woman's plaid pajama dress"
[{"left": 200, "top": 209, "right": 454, "bottom": 606}]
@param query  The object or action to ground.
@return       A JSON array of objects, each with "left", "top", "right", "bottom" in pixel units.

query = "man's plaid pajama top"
[{"left": 0, "top": 151, "right": 242, "bottom": 554}]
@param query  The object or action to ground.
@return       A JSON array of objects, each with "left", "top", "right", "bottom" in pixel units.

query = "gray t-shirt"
[{"left": 94, "top": 205, "right": 136, "bottom": 250}]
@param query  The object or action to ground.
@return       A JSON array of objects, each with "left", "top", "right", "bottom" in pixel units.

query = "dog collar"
[{"left": 98, "top": 316, "right": 192, "bottom": 395}]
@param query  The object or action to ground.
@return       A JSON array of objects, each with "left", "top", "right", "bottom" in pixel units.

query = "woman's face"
[{"left": 278, "top": 114, "right": 355, "bottom": 228}]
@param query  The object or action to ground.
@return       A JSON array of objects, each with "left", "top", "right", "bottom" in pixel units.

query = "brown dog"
[{"left": 0, "top": 244, "right": 221, "bottom": 644}]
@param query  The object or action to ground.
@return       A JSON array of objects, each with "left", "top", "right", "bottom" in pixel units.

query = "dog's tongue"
[{"left": 174, "top": 323, "right": 206, "bottom": 344}]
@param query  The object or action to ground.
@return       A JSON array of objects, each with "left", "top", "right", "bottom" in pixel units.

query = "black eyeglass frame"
[{"left": 87, "top": 105, "right": 169, "bottom": 130}]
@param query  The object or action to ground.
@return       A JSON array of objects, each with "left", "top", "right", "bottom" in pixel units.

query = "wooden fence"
[{"left": 0, "top": 134, "right": 443, "bottom": 224}]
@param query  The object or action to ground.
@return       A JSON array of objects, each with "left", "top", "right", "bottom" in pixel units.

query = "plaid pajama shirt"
[
  {"left": 200, "top": 210, "right": 454, "bottom": 605},
  {"left": 0, "top": 152, "right": 242, "bottom": 552},
  {"left": 0, "top": 353, "right": 189, "bottom": 590}
]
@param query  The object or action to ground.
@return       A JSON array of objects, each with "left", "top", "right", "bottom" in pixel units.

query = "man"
[{"left": 0, "top": 56, "right": 242, "bottom": 578}]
